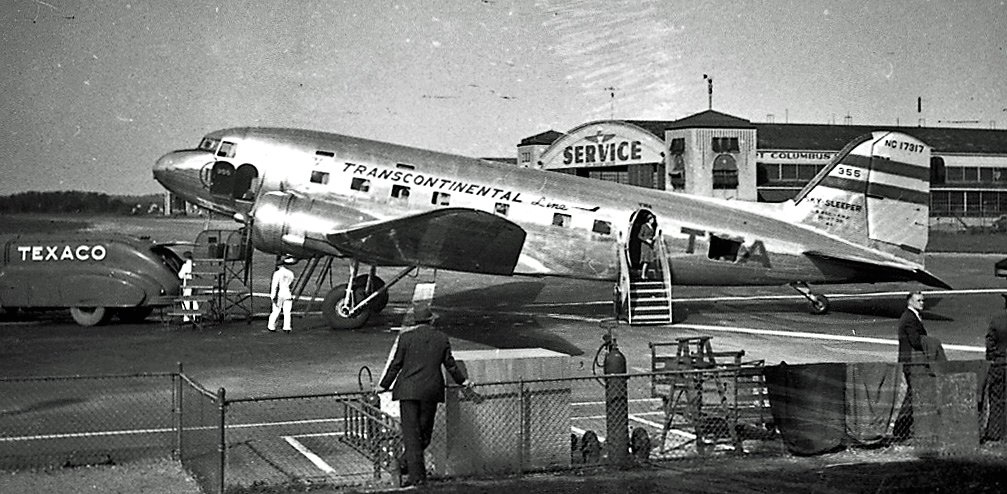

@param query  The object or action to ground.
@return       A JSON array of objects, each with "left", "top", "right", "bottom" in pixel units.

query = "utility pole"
[{"left": 703, "top": 74, "right": 713, "bottom": 110}]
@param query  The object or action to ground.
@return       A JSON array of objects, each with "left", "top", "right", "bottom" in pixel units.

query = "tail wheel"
[
  {"left": 809, "top": 294, "right": 830, "bottom": 315},
  {"left": 70, "top": 306, "right": 111, "bottom": 327},
  {"left": 116, "top": 307, "right": 154, "bottom": 323},
  {"left": 322, "top": 284, "right": 371, "bottom": 330}
]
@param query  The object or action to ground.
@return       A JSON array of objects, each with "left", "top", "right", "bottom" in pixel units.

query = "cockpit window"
[
  {"left": 217, "top": 141, "right": 236, "bottom": 158},
  {"left": 198, "top": 137, "right": 220, "bottom": 153}
]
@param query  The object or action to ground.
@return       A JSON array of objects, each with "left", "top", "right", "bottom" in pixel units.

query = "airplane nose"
[{"left": 152, "top": 153, "right": 177, "bottom": 182}]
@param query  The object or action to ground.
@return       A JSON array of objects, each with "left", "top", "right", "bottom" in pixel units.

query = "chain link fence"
[
  {"left": 0, "top": 373, "right": 175, "bottom": 470},
  {"left": 1, "top": 361, "right": 1005, "bottom": 493}
]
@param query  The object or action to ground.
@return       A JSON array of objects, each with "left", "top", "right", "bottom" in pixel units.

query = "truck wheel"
[
  {"left": 116, "top": 307, "right": 154, "bottom": 323},
  {"left": 70, "top": 306, "right": 111, "bottom": 326}
]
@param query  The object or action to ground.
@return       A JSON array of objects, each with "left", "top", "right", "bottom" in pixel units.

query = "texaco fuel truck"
[{"left": 0, "top": 233, "right": 183, "bottom": 326}]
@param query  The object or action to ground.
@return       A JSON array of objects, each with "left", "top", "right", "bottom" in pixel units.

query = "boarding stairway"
[
  {"left": 617, "top": 227, "right": 673, "bottom": 325},
  {"left": 167, "top": 228, "right": 254, "bottom": 326}
]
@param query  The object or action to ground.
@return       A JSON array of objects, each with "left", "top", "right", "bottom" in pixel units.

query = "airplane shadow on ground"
[{"left": 429, "top": 281, "right": 586, "bottom": 356}]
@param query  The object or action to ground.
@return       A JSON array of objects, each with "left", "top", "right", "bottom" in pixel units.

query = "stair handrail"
[
  {"left": 654, "top": 227, "right": 673, "bottom": 321},
  {"left": 616, "top": 231, "right": 632, "bottom": 323}
]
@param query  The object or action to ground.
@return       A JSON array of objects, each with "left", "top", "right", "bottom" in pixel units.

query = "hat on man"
[
  {"left": 412, "top": 305, "right": 436, "bottom": 324},
  {"left": 279, "top": 255, "right": 298, "bottom": 266}
]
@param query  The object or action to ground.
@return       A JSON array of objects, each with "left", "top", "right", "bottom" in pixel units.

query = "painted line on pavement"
[
  {"left": 284, "top": 436, "right": 337, "bottom": 474},
  {"left": 673, "top": 323, "right": 985, "bottom": 353}
]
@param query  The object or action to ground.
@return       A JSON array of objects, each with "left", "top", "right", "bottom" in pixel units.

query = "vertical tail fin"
[{"left": 794, "top": 131, "right": 931, "bottom": 264}]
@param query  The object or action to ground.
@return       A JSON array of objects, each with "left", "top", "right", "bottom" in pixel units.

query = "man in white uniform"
[
  {"left": 268, "top": 256, "right": 297, "bottom": 332},
  {"left": 178, "top": 251, "right": 199, "bottom": 322}
]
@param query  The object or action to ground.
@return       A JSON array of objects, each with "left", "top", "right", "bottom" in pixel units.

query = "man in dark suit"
[
  {"left": 378, "top": 307, "right": 469, "bottom": 487},
  {"left": 984, "top": 295, "right": 1007, "bottom": 441},
  {"left": 895, "top": 291, "right": 927, "bottom": 439}
]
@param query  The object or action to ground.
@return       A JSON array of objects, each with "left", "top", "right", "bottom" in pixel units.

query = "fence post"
[
  {"left": 217, "top": 387, "right": 227, "bottom": 494},
  {"left": 518, "top": 379, "right": 526, "bottom": 474},
  {"left": 175, "top": 362, "right": 183, "bottom": 462}
]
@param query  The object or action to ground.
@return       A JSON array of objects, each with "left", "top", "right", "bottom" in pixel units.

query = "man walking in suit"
[
  {"left": 378, "top": 307, "right": 470, "bottom": 487},
  {"left": 895, "top": 291, "right": 927, "bottom": 439},
  {"left": 984, "top": 295, "right": 1007, "bottom": 441}
]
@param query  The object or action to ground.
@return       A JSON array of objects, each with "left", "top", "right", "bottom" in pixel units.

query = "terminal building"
[{"left": 515, "top": 110, "right": 1007, "bottom": 221}]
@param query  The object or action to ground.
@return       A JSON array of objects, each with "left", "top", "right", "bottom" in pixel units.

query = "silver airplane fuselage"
[{"left": 153, "top": 127, "right": 932, "bottom": 287}]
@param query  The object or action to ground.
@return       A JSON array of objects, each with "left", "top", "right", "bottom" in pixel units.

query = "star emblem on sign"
[{"left": 584, "top": 129, "right": 615, "bottom": 144}]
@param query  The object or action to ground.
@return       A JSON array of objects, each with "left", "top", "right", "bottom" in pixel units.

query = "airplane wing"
[
  {"left": 326, "top": 208, "right": 527, "bottom": 275},
  {"left": 804, "top": 250, "right": 952, "bottom": 289}
]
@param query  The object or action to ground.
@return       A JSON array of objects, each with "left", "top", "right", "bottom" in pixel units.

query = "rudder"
[{"left": 793, "top": 131, "right": 931, "bottom": 264}]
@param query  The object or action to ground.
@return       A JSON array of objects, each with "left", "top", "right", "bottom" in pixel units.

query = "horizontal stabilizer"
[
  {"left": 326, "top": 208, "right": 526, "bottom": 275},
  {"left": 804, "top": 250, "right": 951, "bottom": 289}
]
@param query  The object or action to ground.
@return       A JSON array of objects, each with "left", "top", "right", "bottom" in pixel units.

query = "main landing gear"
[
  {"left": 320, "top": 261, "right": 416, "bottom": 330},
  {"left": 789, "top": 281, "right": 830, "bottom": 315}
]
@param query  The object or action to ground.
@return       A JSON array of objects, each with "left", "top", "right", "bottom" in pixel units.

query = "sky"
[{"left": 2, "top": 0, "right": 1005, "bottom": 195}]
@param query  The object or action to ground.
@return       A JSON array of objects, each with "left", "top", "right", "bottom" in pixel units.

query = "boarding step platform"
[
  {"left": 628, "top": 280, "right": 673, "bottom": 325},
  {"left": 650, "top": 337, "right": 773, "bottom": 455},
  {"left": 166, "top": 228, "right": 254, "bottom": 326}
]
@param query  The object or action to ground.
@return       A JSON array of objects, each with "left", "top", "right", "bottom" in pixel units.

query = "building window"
[
  {"left": 797, "top": 164, "right": 818, "bottom": 181},
  {"left": 494, "top": 203, "right": 509, "bottom": 216},
  {"left": 350, "top": 177, "right": 370, "bottom": 192},
  {"left": 432, "top": 191, "right": 450, "bottom": 206},
  {"left": 552, "top": 213, "right": 571, "bottom": 227},
  {"left": 963, "top": 167, "right": 979, "bottom": 182},
  {"left": 391, "top": 185, "right": 410, "bottom": 199},
  {"left": 712, "top": 137, "right": 739, "bottom": 153},
  {"left": 310, "top": 171, "right": 329, "bottom": 184},
  {"left": 669, "top": 155, "right": 686, "bottom": 191},
  {"left": 945, "top": 167, "right": 964, "bottom": 182},
  {"left": 669, "top": 138, "right": 685, "bottom": 154},
  {"left": 592, "top": 220, "right": 612, "bottom": 235},
  {"left": 712, "top": 154, "right": 738, "bottom": 189},
  {"left": 520, "top": 151, "right": 531, "bottom": 163}
]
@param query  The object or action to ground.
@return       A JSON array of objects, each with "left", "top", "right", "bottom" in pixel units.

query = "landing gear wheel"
[
  {"left": 70, "top": 306, "right": 111, "bottom": 326},
  {"left": 116, "top": 307, "right": 154, "bottom": 323},
  {"left": 322, "top": 284, "right": 371, "bottom": 330},
  {"left": 808, "top": 294, "right": 830, "bottom": 315},
  {"left": 352, "top": 275, "right": 388, "bottom": 313}
]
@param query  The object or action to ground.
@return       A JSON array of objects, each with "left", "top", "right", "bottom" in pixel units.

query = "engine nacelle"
[{"left": 250, "top": 192, "right": 366, "bottom": 258}]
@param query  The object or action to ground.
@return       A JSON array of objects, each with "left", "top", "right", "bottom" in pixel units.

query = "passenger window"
[
  {"left": 217, "top": 141, "right": 236, "bottom": 158},
  {"left": 592, "top": 220, "right": 612, "bottom": 235},
  {"left": 392, "top": 185, "right": 411, "bottom": 199},
  {"left": 552, "top": 213, "right": 571, "bottom": 227},
  {"left": 432, "top": 192, "right": 450, "bottom": 206},
  {"left": 494, "top": 203, "right": 509, "bottom": 216},
  {"left": 310, "top": 171, "right": 330, "bottom": 184},
  {"left": 351, "top": 177, "right": 370, "bottom": 192},
  {"left": 396, "top": 163, "right": 415, "bottom": 170}
]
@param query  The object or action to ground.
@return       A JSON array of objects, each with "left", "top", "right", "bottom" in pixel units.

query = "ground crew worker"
[
  {"left": 267, "top": 256, "right": 296, "bottom": 332},
  {"left": 178, "top": 251, "right": 198, "bottom": 322}
]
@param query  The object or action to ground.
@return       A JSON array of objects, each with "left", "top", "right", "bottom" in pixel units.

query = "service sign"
[
  {"left": 539, "top": 121, "right": 666, "bottom": 170},
  {"left": 16, "top": 244, "right": 108, "bottom": 262}
]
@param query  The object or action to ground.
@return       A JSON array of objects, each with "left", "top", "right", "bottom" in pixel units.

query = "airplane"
[{"left": 153, "top": 126, "right": 950, "bottom": 329}]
